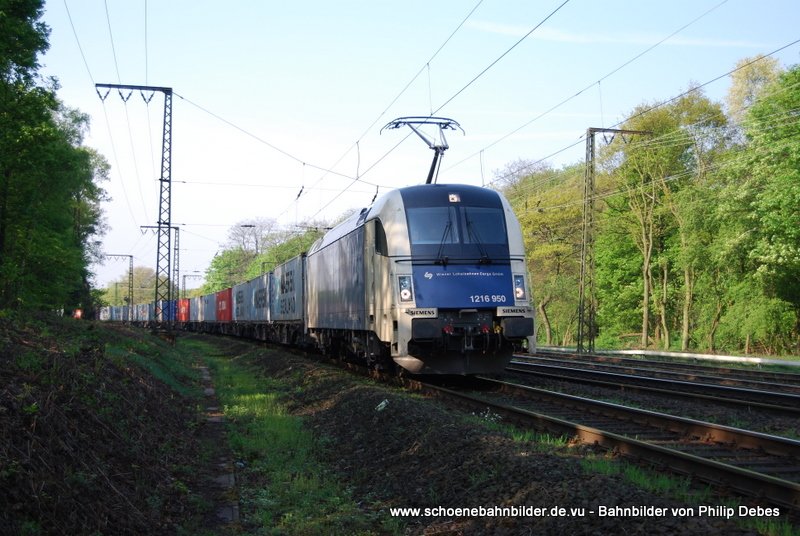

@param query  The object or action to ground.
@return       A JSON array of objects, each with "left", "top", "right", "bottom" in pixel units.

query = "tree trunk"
[
  {"left": 681, "top": 265, "right": 693, "bottom": 351},
  {"left": 660, "top": 261, "right": 669, "bottom": 350},
  {"left": 537, "top": 294, "right": 553, "bottom": 346},
  {"left": 707, "top": 301, "right": 723, "bottom": 352},
  {"left": 562, "top": 325, "right": 573, "bottom": 347},
  {"left": 641, "top": 250, "right": 652, "bottom": 348}
]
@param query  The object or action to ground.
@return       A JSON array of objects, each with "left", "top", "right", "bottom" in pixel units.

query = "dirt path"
[{"left": 197, "top": 364, "right": 241, "bottom": 530}]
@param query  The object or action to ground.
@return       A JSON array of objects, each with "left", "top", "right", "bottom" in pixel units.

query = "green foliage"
[
  {"left": 0, "top": 0, "right": 49, "bottom": 82},
  {"left": 244, "top": 227, "right": 324, "bottom": 280},
  {"left": 595, "top": 228, "right": 642, "bottom": 347},
  {"left": 200, "top": 248, "right": 254, "bottom": 294},
  {"left": 202, "top": 227, "right": 325, "bottom": 293},
  {"left": 0, "top": 3, "right": 107, "bottom": 314},
  {"left": 501, "top": 163, "right": 583, "bottom": 345},
  {"left": 745, "top": 67, "right": 800, "bottom": 311},
  {"left": 504, "top": 63, "right": 800, "bottom": 355}
]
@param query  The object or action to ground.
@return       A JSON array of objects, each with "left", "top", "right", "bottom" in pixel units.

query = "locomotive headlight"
[
  {"left": 398, "top": 275, "right": 414, "bottom": 302},
  {"left": 514, "top": 274, "right": 527, "bottom": 301}
]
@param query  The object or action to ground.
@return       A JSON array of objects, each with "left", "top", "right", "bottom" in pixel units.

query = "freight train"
[{"left": 100, "top": 184, "right": 535, "bottom": 374}]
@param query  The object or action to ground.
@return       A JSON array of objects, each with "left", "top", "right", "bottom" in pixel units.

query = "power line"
[
  {"left": 308, "top": 1, "right": 573, "bottom": 219},
  {"left": 63, "top": 0, "right": 94, "bottom": 84},
  {"left": 434, "top": 0, "right": 571, "bottom": 115},
  {"left": 102, "top": 2, "right": 151, "bottom": 223},
  {"left": 103, "top": 0, "right": 122, "bottom": 83},
  {"left": 446, "top": 0, "right": 731, "bottom": 177},
  {"left": 64, "top": 1, "right": 146, "bottom": 227},
  {"left": 485, "top": 38, "right": 800, "bottom": 190},
  {"left": 175, "top": 178, "right": 374, "bottom": 192},
  {"left": 172, "top": 91, "right": 378, "bottom": 187},
  {"left": 266, "top": 0, "right": 488, "bottom": 224},
  {"left": 499, "top": 88, "right": 800, "bottom": 215}
]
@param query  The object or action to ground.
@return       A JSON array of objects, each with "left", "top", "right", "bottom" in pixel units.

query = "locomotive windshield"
[
  {"left": 407, "top": 206, "right": 460, "bottom": 245},
  {"left": 406, "top": 204, "right": 508, "bottom": 264},
  {"left": 407, "top": 206, "right": 506, "bottom": 247},
  {"left": 460, "top": 207, "right": 507, "bottom": 245}
]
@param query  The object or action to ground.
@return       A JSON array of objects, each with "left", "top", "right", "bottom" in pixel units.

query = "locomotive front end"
[{"left": 390, "top": 184, "right": 534, "bottom": 374}]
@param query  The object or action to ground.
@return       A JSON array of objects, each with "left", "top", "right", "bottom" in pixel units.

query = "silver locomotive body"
[{"left": 306, "top": 183, "right": 534, "bottom": 374}]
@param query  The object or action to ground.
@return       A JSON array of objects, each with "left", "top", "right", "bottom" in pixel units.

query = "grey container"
[{"left": 270, "top": 254, "right": 305, "bottom": 323}]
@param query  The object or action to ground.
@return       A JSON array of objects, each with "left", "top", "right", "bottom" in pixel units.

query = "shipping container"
[
  {"left": 270, "top": 255, "right": 305, "bottom": 323},
  {"left": 189, "top": 296, "right": 203, "bottom": 322},
  {"left": 215, "top": 289, "right": 232, "bottom": 322},
  {"left": 177, "top": 298, "right": 190, "bottom": 322},
  {"left": 202, "top": 293, "right": 217, "bottom": 322},
  {"left": 233, "top": 274, "right": 270, "bottom": 322},
  {"left": 232, "top": 280, "right": 250, "bottom": 322}
]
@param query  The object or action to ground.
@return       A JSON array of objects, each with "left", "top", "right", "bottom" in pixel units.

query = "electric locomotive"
[{"left": 305, "top": 183, "right": 534, "bottom": 375}]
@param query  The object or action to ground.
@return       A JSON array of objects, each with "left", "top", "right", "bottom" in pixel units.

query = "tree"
[
  {"left": 0, "top": 0, "right": 49, "bottom": 83},
  {"left": 0, "top": 1, "right": 107, "bottom": 313},
  {"left": 244, "top": 227, "right": 324, "bottom": 280},
  {"left": 102, "top": 266, "right": 163, "bottom": 306},
  {"left": 744, "top": 65, "right": 800, "bottom": 351},
  {"left": 604, "top": 106, "right": 678, "bottom": 348},
  {"left": 226, "top": 217, "right": 280, "bottom": 255},
  {"left": 0, "top": 93, "right": 108, "bottom": 310},
  {"left": 725, "top": 55, "right": 782, "bottom": 127},
  {"left": 502, "top": 163, "right": 583, "bottom": 345},
  {"left": 201, "top": 249, "right": 253, "bottom": 294}
]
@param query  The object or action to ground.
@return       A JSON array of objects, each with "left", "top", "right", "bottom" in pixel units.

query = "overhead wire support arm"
[
  {"left": 381, "top": 116, "right": 463, "bottom": 184},
  {"left": 105, "top": 254, "right": 134, "bottom": 321}
]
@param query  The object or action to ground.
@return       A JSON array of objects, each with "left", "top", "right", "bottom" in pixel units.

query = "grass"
[
  {"left": 464, "top": 410, "right": 572, "bottom": 451},
  {"left": 105, "top": 334, "right": 202, "bottom": 398},
  {"left": 193, "top": 339, "right": 397, "bottom": 535}
]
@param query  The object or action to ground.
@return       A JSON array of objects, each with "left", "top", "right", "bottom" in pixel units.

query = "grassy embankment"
[
  {"left": 192, "top": 335, "right": 400, "bottom": 535},
  {"left": 0, "top": 315, "right": 392, "bottom": 535}
]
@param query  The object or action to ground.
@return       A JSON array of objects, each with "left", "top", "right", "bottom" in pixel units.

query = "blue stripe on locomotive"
[{"left": 411, "top": 264, "right": 513, "bottom": 308}]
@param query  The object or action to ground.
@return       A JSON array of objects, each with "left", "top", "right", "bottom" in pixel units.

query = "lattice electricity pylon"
[
  {"left": 104, "top": 254, "right": 133, "bottom": 321},
  {"left": 381, "top": 117, "right": 463, "bottom": 184},
  {"left": 141, "top": 225, "right": 180, "bottom": 316},
  {"left": 98, "top": 83, "right": 174, "bottom": 328},
  {"left": 577, "top": 127, "right": 649, "bottom": 353}
]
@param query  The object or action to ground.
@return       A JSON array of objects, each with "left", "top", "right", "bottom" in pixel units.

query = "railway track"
[
  {"left": 416, "top": 376, "right": 800, "bottom": 512},
  {"left": 523, "top": 350, "right": 800, "bottom": 391},
  {"left": 325, "top": 355, "right": 800, "bottom": 510},
  {"left": 507, "top": 357, "right": 800, "bottom": 416}
]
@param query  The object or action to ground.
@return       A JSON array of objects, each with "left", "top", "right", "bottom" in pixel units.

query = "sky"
[{"left": 38, "top": 0, "right": 800, "bottom": 290}]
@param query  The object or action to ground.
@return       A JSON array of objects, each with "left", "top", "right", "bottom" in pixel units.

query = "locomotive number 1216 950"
[{"left": 469, "top": 294, "right": 507, "bottom": 303}]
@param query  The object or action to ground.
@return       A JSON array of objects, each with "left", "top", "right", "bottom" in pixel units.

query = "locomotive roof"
[
  {"left": 396, "top": 183, "right": 503, "bottom": 208},
  {"left": 307, "top": 183, "right": 504, "bottom": 254}
]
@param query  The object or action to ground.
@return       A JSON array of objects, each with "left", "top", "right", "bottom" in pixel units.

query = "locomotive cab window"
[
  {"left": 406, "top": 206, "right": 507, "bottom": 247},
  {"left": 407, "top": 206, "right": 460, "bottom": 245},
  {"left": 460, "top": 207, "right": 507, "bottom": 245},
  {"left": 374, "top": 219, "right": 388, "bottom": 256}
]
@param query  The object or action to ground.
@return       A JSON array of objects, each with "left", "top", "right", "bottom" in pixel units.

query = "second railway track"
[
  {"left": 415, "top": 376, "right": 800, "bottom": 512},
  {"left": 507, "top": 356, "right": 800, "bottom": 415}
]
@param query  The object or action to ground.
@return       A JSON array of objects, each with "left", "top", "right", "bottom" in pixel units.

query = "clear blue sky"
[{"left": 39, "top": 0, "right": 800, "bottom": 287}]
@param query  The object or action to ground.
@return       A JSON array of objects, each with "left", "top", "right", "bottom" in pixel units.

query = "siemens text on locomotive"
[{"left": 100, "top": 184, "right": 535, "bottom": 374}]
